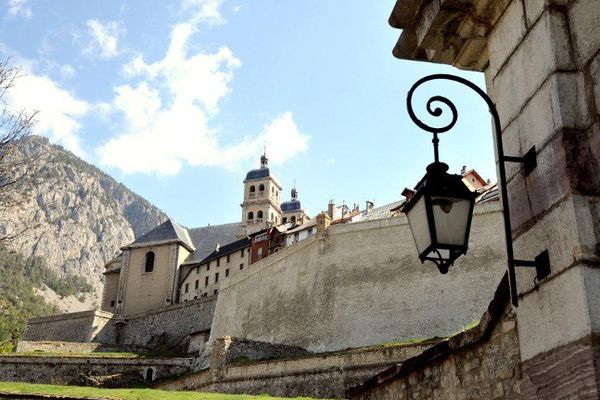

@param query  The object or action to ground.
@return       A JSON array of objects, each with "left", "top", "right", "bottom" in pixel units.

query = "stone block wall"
[
  {"left": 159, "top": 338, "right": 438, "bottom": 398},
  {"left": 21, "top": 310, "right": 112, "bottom": 343},
  {"left": 0, "top": 355, "right": 192, "bottom": 386},
  {"left": 348, "top": 275, "right": 521, "bottom": 399},
  {"left": 210, "top": 202, "right": 507, "bottom": 352},
  {"left": 115, "top": 297, "right": 216, "bottom": 352}
]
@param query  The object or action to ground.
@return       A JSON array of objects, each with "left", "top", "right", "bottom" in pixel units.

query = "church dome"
[
  {"left": 281, "top": 199, "right": 302, "bottom": 212},
  {"left": 245, "top": 153, "right": 271, "bottom": 180},
  {"left": 245, "top": 167, "right": 271, "bottom": 180}
]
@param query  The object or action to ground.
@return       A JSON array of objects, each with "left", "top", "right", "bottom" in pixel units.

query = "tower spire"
[
  {"left": 260, "top": 148, "right": 268, "bottom": 168},
  {"left": 291, "top": 180, "right": 298, "bottom": 200}
]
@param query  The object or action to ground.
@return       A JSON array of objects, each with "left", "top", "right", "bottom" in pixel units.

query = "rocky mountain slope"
[{"left": 0, "top": 135, "right": 167, "bottom": 311}]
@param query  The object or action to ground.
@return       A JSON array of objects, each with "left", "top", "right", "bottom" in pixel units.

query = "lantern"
[{"left": 402, "top": 162, "right": 476, "bottom": 274}]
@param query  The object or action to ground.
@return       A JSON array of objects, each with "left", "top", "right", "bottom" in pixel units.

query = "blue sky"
[{"left": 1, "top": 0, "right": 496, "bottom": 228}]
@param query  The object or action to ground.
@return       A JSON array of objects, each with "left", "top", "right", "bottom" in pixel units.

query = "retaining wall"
[
  {"left": 21, "top": 310, "right": 112, "bottom": 343},
  {"left": 0, "top": 355, "right": 192, "bottom": 386},
  {"left": 210, "top": 202, "right": 507, "bottom": 352}
]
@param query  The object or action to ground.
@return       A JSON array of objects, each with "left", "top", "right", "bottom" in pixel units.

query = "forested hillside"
[{"left": 0, "top": 135, "right": 168, "bottom": 313}]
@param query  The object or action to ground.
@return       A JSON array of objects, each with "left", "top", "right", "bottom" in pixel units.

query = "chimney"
[
  {"left": 461, "top": 165, "right": 467, "bottom": 175},
  {"left": 365, "top": 201, "right": 374, "bottom": 213},
  {"left": 401, "top": 187, "right": 415, "bottom": 200},
  {"left": 327, "top": 199, "right": 335, "bottom": 220},
  {"left": 215, "top": 242, "right": 220, "bottom": 252}
]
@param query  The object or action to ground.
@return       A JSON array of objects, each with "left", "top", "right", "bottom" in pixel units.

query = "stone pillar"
[
  {"left": 485, "top": 1, "right": 600, "bottom": 397},
  {"left": 390, "top": 0, "right": 600, "bottom": 396}
]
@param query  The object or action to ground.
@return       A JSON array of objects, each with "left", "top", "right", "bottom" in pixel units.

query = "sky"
[{"left": 0, "top": 0, "right": 497, "bottom": 228}]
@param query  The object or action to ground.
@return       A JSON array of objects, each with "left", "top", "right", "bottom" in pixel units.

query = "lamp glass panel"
[
  {"left": 431, "top": 197, "right": 471, "bottom": 246},
  {"left": 425, "top": 248, "right": 450, "bottom": 259},
  {"left": 405, "top": 195, "right": 431, "bottom": 254}
]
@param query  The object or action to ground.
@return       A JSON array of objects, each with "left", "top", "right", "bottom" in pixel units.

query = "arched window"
[
  {"left": 248, "top": 211, "right": 254, "bottom": 220},
  {"left": 249, "top": 185, "right": 255, "bottom": 192},
  {"left": 257, "top": 210, "right": 263, "bottom": 219},
  {"left": 145, "top": 251, "right": 155, "bottom": 273},
  {"left": 271, "top": 187, "right": 274, "bottom": 194},
  {"left": 259, "top": 184, "right": 265, "bottom": 191},
  {"left": 282, "top": 217, "right": 287, "bottom": 224},
  {"left": 291, "top": 216, "right": 296, "bottom": 223},
  {"left": 271, "top": 212, "right": 274, "bottom": 221}
]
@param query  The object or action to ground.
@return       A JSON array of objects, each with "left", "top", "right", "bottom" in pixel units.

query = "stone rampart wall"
[
  {"left": 348, "top": 275, "right": 521, "bottom": 399},
  {"left": 210, "top": 202, "right": 507, "bottom": 352},
  {"left": 16, "top": 340, "right": 149, "bottom": 354},
  {"left": 21, "top": 310, "right": 113, "bottom": 343},
  {"left": 115, "top": 297, "right": 216, "bottom": 352},
  {"left": 0, "top": 355, "right": 192, "bottom": 386},
  {"left": 160, "top": 339, "right": 437, "bottom": 398}
]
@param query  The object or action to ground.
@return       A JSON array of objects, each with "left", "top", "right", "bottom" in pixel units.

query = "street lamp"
[{"left": 403, "top": 74, "right": 550, "bottom": 306}]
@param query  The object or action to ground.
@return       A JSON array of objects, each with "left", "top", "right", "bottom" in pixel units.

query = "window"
[
  {"left": 308, "top": 228, "right": 314, "bottom": 236},
  {"left": 248, "top": 211, "right": 254, "bottom": 220},
  {"left": 240, "top": 248, "right": 244, "bottom": 257},
  {"left": 207, "top": 262, "right": 210, "bottom": 271},
  {"left": 144, "top": 251, "right": 155, "bottom": 273},
  {"left": 271, "top": 212, "right": 274, "bottom": 221},
  {"left": 295, "top": 233, "right": 299, "bottom": 241},
  {"left": 110, "top": 300, "right": 115, "bottom": 307},
  {"left": 215, "top": 272, "right": 219, "bottom": 283},
  {"left": 259, "top": 184, "right": 265, "bottom": 191},
  {"left": 226, "top": 254, "right": 230, "bottom": 263},
  {"left": 185, "top": 283, "right": 189, "bottom": 293},
  {"left": 216, "top": 258, "right": 220, "bottom": 267},
  {"left": 195, "top": 280, "right": 199, "bottom": 289},
  {"left": 250, "top": 185, "right": 256, "bottom": 192},
  {"left": 291, "top": 216, "right": 296, "bottom": 223},
  {"left": 214, "top": 289, "right": 218, "bottom": 295},
  {"left": 240, "top": 263, "right": 244, "bottom": 270},
  {"left": 257, "top": 247, "right": 263, "bottom": 259},
  {"left": 257, "top": 210, "right": 263, "bottom": 219},
  {"left": 205, "top": 276, "right": 209, "bottom": 287},
  {"left": 226, "top": 268, "right": 230, "bottom": 277},
  {"left": 282, "top": 217, "right": 287, "bottom": 224},
  {"left": 196, "top": 266, "right": 199, "bottom": 274}
]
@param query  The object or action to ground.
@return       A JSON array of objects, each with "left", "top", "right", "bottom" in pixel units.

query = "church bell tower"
[{"left": 240, "top": 152, "right": 283, "bottom": 236}]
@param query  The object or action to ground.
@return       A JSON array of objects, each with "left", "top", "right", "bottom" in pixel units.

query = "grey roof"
[
  {"left": 476, "top": 184, "right": 499, "bottom": 204},
  {"left": 184, "top": 222, "right": 242, "bottom": 265},
  {"left": 281, "top": 200, "right": 302, "bottom": 212},
  {"left": 199, "top": 237, "right": 251, "bottom": 265},
  {"left": 245, "top": 167, "right": 270, "bottom": 180},
  {"left": 127, "top": 219, "right": 194, "bottom": 250},
  {"left": 361, "top": 200, "right": 404, "bottom": 221}
]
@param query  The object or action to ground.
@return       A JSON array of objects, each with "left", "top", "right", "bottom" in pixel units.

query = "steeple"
[
  {"left": 260, "top": 150, "right": 268, "bottom": 168},
  {"left": 291, "top": 186, "right": 298, "bottom": 201}
]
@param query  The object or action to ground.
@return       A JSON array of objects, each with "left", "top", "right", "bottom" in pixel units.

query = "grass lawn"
[{"left": 0, "top": 382, "right": 317, "bottom": 399}]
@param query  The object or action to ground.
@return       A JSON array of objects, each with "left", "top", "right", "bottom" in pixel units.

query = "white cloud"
[
  {"left": 181, "top": 0, "right": 225, "bottom": 26},
  {"left": 8, "top": 0, "right": 32, "bottom": 18},
  {"left": 6, "top": 70, "right": 90, "bottom": 157},
  {"left": 98, "top": 23, "right": 309, "bottom": 176},
  {"left": 84, "top": 19, "right": 125, "bottom": 59}
]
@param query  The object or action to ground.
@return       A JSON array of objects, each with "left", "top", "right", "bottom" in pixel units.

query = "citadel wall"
[
  {"left": 210, "top": 201, "right": 507, "bottom": 353},
  {"left": 21, "top": 310, "right": 113, "bottom": 343},
  {"left": 0, "top": 355, "right": 192, "bottom": 386}
]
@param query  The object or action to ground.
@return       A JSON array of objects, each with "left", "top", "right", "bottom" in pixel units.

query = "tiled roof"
[
  {"left": 286, "top": 217, "right": 317, "bottom": 233},
  {"left": 184, "top": 222, "right": 242, "bottom": 265},
  {"left": 198, "top": 237, "right": 251, "bottom": 265},
  {"left": 360, "top": 200, "right": 404, "bottom": 221},
  {"left": 245, "top": 167, "right": 270, "bottom": 180},
  {"left": 125, "top": 219, "right": 194, "bottom": 250},
  {"left": 281, "top": 199, "right": 302, "bottom": 212}
]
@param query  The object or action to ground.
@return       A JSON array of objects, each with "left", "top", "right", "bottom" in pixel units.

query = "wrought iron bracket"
[{"left": 407, "top": 74, "right": 551, "bottom": 307}]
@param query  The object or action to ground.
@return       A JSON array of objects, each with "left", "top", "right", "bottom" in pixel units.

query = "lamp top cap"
[{"left": 426, "top": 162, "right": 449, "bottom": 175}]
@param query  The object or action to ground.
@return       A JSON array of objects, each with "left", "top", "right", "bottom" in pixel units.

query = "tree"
[{"left": 0, "top": 59, "right": 37, "bottom": 242}]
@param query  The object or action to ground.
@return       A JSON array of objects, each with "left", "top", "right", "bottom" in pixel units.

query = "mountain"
[{"left": 0, "top": 135, "right": 168, "bottom": 312}]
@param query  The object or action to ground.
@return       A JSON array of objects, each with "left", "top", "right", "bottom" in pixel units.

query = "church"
[{"left": 101, "top": 153, "right": 311, "bottom": 316}]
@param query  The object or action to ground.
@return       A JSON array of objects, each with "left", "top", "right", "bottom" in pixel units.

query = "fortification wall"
[
  {"left": 159, "top": 338, "right": 436, "bottom": 398},
  {"left": 0, "top": 355, "right": 192, "bottom": 386},
  {"left": 210, "top": 201, "right": 507, "bottom": 352},
  {"left": 116, "top": 297, "right": 216, "bottom": 352},
  {"left": 21, "top": 310, "right": 113, "bottom": 343}
]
